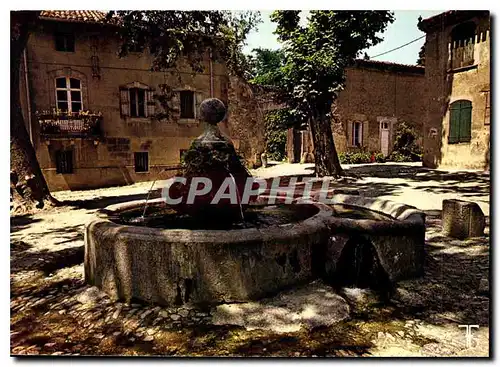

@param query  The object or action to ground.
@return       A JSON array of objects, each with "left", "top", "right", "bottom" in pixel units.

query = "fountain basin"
[
  {"left": 319, "top": 194, "right": 426, "bottom": 282},
  {"left": 84, "top": 198, "right": 333, "bottom": 306}
]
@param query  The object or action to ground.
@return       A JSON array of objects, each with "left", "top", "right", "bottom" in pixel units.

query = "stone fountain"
[{"left": 84, "top": 98, "right": 426, "bottom": 307}]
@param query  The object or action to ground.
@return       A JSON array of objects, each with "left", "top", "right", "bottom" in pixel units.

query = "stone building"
[
  {"left": 287, "top": 59, "right": 426, "bottom": 163},
  {"left": 18, "top": 11, "right": 264, "bottom": 191},
  {"left": 418, "top": 11, "right": 490, "bottom": 169}
]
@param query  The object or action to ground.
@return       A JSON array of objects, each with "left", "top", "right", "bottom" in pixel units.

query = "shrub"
[
  {"left": 339, "top": 151, "right": 373, "bottom": 164},
  {"left": 388, "top": 151, "right": 407, "bottom": 162},
  {"left": 375, "top": 152, "right": 386, "bottom": 163},
  {"left": 264, "top": 109, "right": 292, "bottom": 161},
  {"left": 351, "top": 152, "right": 371, "bottom": 164},
  {"left": 389, "top": 121, "right": 422, "bottom": 162},
  {"left": 338, "top": 152, "right": 348, "bottom": 164}
]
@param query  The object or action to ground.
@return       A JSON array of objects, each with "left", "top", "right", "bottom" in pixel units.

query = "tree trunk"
[
  {"left": 11, "top": 12, "right": 57, "bottom": 213},
  {"left": 308, "top": 109, "right": 344, "bottom": 177}
]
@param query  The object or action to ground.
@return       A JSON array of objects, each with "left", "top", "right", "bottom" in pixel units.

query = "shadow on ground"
[
  {"left": 11, "top": 215, "right": 43, "bottom": 234},
  {"left": 61, "top": 193, "right": 153, "bottom": 210},
  {"left": 11, "top": 239, "right": 84, "bottom": 275}
]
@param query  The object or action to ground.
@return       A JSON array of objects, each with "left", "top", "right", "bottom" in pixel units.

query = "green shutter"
[
  {"left": 449, "top": 100, "right": 472, "bottom": 143},
  {"left": 449, "top": 103, "right": 460, "bottom": 143},
  {"left": 459, "top": 101, "right": 472, "bottom": 142}
]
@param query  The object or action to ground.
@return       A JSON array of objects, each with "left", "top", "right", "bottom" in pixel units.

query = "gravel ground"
[{"left": 10, "top": 163, "right": 490, "bottom": 357}]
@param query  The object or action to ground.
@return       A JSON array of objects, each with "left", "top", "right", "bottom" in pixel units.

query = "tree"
[
  {"left": 107, "top": 11, "right": 261, "bottom": 76},
  {"left": 267, "top": 11, "right": 394, "bottom": 176},
  {"left": 247, "top": 47, "right": 285, "bottom": 85},
  {"left": 246, "top": 48, "right": 292, "bottom": 160},
  {"left": 11, "top": 11, "right": 57, "bottom": 213},
  {"left": 416, "top": 44, "right": 425, "bottom": 66}
]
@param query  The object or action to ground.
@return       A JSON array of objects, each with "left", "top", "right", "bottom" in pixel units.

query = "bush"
[
  {"left": 264, "top": 109, "right": 292, "bottom": 162},
  {"left": 351, "top": 152, "right": 371, "bottom": 164},
  {"left": 375, "top": 152, "right": 386, "bottom": 163},
  {"left": 388, "top": 151, "right": 407, "bottom": 162},
  {"left": 388, "top": 121, "right": 422, "bottom": 162},
  {"left": 338, "top": 152, "right": 348, "bottom": 164},
  {"left": 338, "top": 151, "right": 371, "bottom": 164}
]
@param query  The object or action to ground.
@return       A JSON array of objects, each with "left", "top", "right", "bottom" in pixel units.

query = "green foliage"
[
  {"left": 375, "top": 152, "right": 386, "bottom": 163},
  {"left": 267, "top": 11, "right": 395, "bottom": 125},
  {"left": 106, "top": 11, "right": 261, "bottom": 76},
  {"left": 247, "top": 48, "right": 286, "bottom": 86},
  {"left": 338, "top": 151, "right": 388, "bottom": 164},
  {"left": 389, "top": 121, "right": 422, "bottom": 162},
  {"left": 263, "top": 109, "right": 294, "bottom": 161},
  {"left": 416, "top": 44, "right": 425, "bottom": 66},
  {"left": 338, "top": 152, "right": 372, "bottom": 164}
]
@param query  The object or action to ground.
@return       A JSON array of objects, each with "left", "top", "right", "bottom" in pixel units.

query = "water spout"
[
  {"left": 229, "top": 173, "right": 245, "bottom": 224},
  {"left": 137, "top": 178, "right": 159, "bottom": 225}
]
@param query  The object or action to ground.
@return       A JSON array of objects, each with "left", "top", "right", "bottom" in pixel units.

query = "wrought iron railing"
[{"left": 36, "top": 110, "right": 103, "bottom": 138}]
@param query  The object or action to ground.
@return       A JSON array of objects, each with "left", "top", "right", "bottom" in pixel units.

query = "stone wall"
[
  {"left": 421, "top": 14, "right": 490, "bottom": 169},
  {"left": 225, "top": 76, "right": 266, "bottom": 168},
  {"left": 286, "top": 60, "right": 426, "bottom": 162}
]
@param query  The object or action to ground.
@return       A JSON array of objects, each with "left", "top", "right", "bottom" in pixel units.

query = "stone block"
[{"left": 442, "top": 199, "right": 485, "bottom": 239}]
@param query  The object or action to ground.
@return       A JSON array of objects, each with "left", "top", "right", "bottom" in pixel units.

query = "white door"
[{"left": 380, "top": 122, "right": 390, "bottom": 156}]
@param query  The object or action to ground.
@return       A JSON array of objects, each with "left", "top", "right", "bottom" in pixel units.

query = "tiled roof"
[
  {"left": 418, "top": 10, "right": 489, "bottom": 33},
  {"left": 39, "top": 10, "right": 108, "bottom": 24},
  {"left": 353, "top": 59, "right": 425, "bottom": 74}
]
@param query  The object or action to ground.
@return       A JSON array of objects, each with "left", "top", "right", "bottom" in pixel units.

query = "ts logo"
[{"left": 458, "top": 325, "right": 479, "bottom": 348}]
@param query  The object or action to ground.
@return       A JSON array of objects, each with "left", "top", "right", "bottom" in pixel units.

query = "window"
[
  {"left": 129, "top": 88, "right": 146, "bottom": 117},
  {"left": 352, "top": 122, "right": 363, "bottom": 147},
  {"left": 55, "top": 32, "right": 75, "bottom": 52},
  {"left": 56, "top": 150, "right": 73, "bottom": 174},
  {"left": 180, "top": 91, "right": 195, "bottom": 119},
  {"left": 449, "top": 100, "right": 472, "bottom": 143},
  {"left": 451, "top": 22, "right": 476, "bottom": 69},
  {"left": 55, "top": 77, "right": 82, "bottom": 113},
  {"left": 119, "top": 83, "right": 154, "bottom": 118},
  {"left": 134, "top": 152, "right": 149, "bottom": 172}
]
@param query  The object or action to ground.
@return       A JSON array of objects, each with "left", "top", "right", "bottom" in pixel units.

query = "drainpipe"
[
  {"left": 209, "top": 49, "right": 214, "bottom": 98},
  {"left": 23, "top": 48, "right": 33, "bottom": 144}
]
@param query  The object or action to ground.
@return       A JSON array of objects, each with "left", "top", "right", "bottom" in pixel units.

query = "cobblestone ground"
[{"left": 10, "top": 163, "right": 490, "bottom": 356}]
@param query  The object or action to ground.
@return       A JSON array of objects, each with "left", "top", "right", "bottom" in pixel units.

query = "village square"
[{"left": 10, "top": 10, "right": 490, "bottom": 357}]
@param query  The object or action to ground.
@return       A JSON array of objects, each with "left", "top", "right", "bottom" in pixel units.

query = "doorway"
[{"left": 380, "top": 121, "right": 390, "bottom": 156}]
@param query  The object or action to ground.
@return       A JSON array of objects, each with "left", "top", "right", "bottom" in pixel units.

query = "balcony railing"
[
  {"left": 450, "top": 40, "right": 475, "bottom": 70},
  {"left": 36, "top": 110, "right": 103, "bottom": 138}
]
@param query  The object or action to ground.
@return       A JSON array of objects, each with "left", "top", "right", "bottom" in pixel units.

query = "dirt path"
[{"left": 10, "top": 163, "right": 490, "bottom": 356}]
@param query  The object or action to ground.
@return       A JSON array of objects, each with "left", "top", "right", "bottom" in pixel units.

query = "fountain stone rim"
[{"left": 93, "top": 197, "right": 334, "bottom": 242}]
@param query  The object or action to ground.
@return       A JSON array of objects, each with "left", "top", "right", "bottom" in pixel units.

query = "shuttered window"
[
  {"left": 130, "top": 88, "right": 146, "bottom": 117},
  {"left": 352, "top": 122, "right": 363, "bottom": 147},
  {"left": 134, "top": 152, "right": 149, "bottom": 172},
  {"left": 120, "top": 84, "right": 155, "bottom": 118},
  {"left": 56, "top": 150, "right": 74, "bottom": 174},
  {"left": 54, "top": 32, "right": 75, "bottom": 52},
  {"left": 449, "top": 100, "right": 472, "bottom": 143},
  {"left": 180, "top": 91, "right": 195, "bottom": 119}
]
